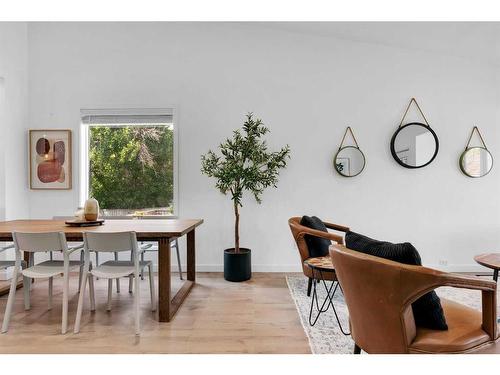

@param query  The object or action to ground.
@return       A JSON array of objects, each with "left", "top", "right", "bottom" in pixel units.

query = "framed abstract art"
[{"left": 29, "top": 129, "right": 72, "bottom": 190}]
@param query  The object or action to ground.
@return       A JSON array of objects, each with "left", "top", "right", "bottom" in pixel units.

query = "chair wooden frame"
[
  {"left": 330, "top": 244, "right": 500, "bottom": 354},
  {"left": 288, "top": 217, "right": 349, "bottom": 295}
]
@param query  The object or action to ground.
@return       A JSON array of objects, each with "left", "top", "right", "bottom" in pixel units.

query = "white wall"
[
  {"left": 0, "top": 22, "right": 29, "bottom": 260},
  {"left": 0, "top": 23, "right": 29, "bottom": 222},
  {"left": 25, "top": 22, "right": 500, "bottom": 271}
]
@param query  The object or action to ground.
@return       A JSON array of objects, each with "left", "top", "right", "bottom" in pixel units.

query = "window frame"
[{"left": 79, "top": 108, "right": 179, "bottom": 218}]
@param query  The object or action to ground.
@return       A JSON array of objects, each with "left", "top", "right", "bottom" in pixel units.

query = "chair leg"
[
  {"left": 129, "top": 275, "right": 133, "bottom": 293},
  {"left": 107, "top": 278, "right": 112, "bottom": 311},
  {"left": 353, "top": 344, "right": 361, "bottom": 354},
  {"left": 1, "top": 264, "right": 20, "bottom": 333},
  {"left": 22, "top": 262, "right": 30, "bottom": 310},
  {"left": 95, "top": 252, "right": 99, "bottom": 280},
  {"left": 114, "top": 252, "right": 120, "bottom": 293},
  {"left": 62, "top": 271, "right": 69, "bottom": 334},
  {"left": 74, "top": 270, "right": 88, "bottom": 334},
  {"left": 140, "top": 252, "right": 145, "bottom": 280},
  {"left": 148, "top": 264, "right": 156, "bottom": 312},
  {"left": 134, "top": 269, "right": 140, "bottom": 335},
  {"left": 78, "top": 250, "right": 84, "bottom": 293},
  {"left": 175, "top": 239, "right": 183, "bottom": 280},
  {"left": 307, "top": 277, "right": 313, "bottom": 297},
  {"left": 89, "top": 272, "right": 96, "bottom": 311},
  {"left": 48, "top": 277, "right": 53, "bottom": 310}
]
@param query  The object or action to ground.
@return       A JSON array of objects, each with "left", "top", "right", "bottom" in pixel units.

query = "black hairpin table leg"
[{"left": 307, "top": 268, "right": 351, "bottom": 336}]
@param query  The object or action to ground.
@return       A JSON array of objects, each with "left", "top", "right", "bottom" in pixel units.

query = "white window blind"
[{"left": 81, "top": 109, "right": 173, "bottom": 125}]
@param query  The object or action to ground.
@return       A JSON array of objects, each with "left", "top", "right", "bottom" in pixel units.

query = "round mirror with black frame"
[
  {"left": 390, "top": 122, "right": 439, "bottom": 169},
  {"left": 334, "top": 127, "right": 366, "bottom": 177},
  {"left": 390, "top": 98, "right": 439, "bottom": 169},
  {"left": 459, "top": 126, "right": 493, "bottom": 178}
]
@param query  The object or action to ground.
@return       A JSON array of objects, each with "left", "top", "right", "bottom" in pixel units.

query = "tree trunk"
[{"left": 234, "top": 201, "right": 240, "bottom": 253}]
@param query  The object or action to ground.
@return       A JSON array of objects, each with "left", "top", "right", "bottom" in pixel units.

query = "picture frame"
[{"left": 29, "top": 129, "right": 72, "bottom": 190}]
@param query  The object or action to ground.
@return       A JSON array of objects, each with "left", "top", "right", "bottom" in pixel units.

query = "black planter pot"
[{"left": 224, "top": 248, "right": 251, "bottom": 282}]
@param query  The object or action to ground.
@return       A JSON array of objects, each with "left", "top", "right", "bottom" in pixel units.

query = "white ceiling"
[{"left": 261, "top": 22, "right": 500, "bottom": 66}]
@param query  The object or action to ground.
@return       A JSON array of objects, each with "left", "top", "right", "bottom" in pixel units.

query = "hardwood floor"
[{"left": 0, "top": 272, "right": 310, "bottom": 354}]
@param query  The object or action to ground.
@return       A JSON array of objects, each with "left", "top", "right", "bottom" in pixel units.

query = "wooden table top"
[
  {"left": 0, "top": 219, "right": 204, "bottom": 240},
  {"left": 304, "top": 256, "right": 335, "bottom": 271},
  {"left": 474, "top": 253, "right": 500, "bottom": 270}
]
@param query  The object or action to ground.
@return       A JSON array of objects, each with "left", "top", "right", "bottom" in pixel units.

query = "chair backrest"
[
  {"left": 83, "top": 231, "right": 138, "bottom": 253},
  {"left": 13, "top": 232, "right": 67, "bottom": 253},
  {"left": 288, "top": 217, "right": 345, "bottom": 262},
  {"left": 329, "top": 244, "right": 420, "bottom": 354}
]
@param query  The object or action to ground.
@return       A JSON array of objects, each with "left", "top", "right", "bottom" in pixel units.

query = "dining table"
[{"left": 0, "top": 218, "right": 203, "bottom": 322}]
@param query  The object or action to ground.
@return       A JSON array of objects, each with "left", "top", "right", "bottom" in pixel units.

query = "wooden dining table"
[{"left": 0, "top": 218, "right": 203, "bottom": 322}]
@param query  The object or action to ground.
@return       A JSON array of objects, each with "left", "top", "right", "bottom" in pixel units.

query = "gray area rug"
[{"left": 286, "top": 275, "right": 500, "bottom": 354}]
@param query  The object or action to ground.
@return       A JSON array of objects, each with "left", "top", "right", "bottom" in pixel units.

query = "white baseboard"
[
  {"left": 156, "top": 264, "right": 302, "bottom": 273},
  {"left": 163, "top": 263, "right": 490, "bottom": 274}
]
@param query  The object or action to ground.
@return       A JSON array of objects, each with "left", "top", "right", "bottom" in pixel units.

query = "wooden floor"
[{"left": 0, "top": 273, "right": 310, "bottom": 354}]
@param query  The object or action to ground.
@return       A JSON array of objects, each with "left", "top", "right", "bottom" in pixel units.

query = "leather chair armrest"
[
  {"left": 298, "top": 228, "right": 344, "bottom": 244},
  {"left": 401, "top": 267, "right": 498, "bottom": 340},
  {"left": 323, "top": 221, "right": 350, "bottom": 233}
]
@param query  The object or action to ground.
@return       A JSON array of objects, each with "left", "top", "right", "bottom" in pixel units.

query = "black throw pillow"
[
  {"left": 345, "top": 231, "right": 448, "bottom": 331},
  {"left": 300, "top": 215, "right": 331, "bottom": 258}
]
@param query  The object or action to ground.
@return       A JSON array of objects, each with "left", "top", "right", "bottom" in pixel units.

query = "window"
[{"left": 80, "top": 109, "right": 177, "bottom": 217}]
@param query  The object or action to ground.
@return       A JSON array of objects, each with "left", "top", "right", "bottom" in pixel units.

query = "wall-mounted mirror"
[
  {"left": 334, "top": 127, "right": 366, "bottom": 177},
  {"left": 390, "top": 122, "right": 439, "bottom": 168},
  {"left": 390, "top": 98, "right": 439, "bottom": 169},
  {"left": 459, "top": 126, "right": 493, "bottom": 178}
]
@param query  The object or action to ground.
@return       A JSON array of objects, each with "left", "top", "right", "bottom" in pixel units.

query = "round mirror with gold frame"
[
  {"left": 459, "top": 127, "right": 493, "bottom": 178},
  {"left": 333, "top": 127, "right": 366, "bottom": 177}
]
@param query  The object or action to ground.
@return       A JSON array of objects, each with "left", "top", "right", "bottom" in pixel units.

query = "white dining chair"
[
  {"left": 52, "top": 216, "right": 100, "bottom": 293},
  {"left": 1, "top": 232, "right": 90, "bottom": 334},
  {"left": 101, "top": 215, "right": 183, "bottom": 281},
  {"left": 74, "top": 231, "right": 156, "bottom": 335},
  {"left": 139, "top": 239, "right": 182, "bottom": 280}
]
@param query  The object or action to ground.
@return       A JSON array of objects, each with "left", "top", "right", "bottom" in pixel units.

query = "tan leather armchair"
[
  {"left": 329, "top": 244, "right": 499, "bottom": 354},
  {"left": 288, "top": 217, "right": 349, "bottom": 296}
]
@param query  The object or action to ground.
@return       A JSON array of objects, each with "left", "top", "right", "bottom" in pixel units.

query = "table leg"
[
  {"left": 187, "top": 229, "right": 195, "bottom": 282},
  {"left": 158, "top": 231, "right": 196, "bottom": 322},
  {"left": 158, "top": 238, "right": 171, "bottom": 322},
  {"left": 307, "top": 268, "right": 350, "bottom": 335},
  {"left": 493, "top": 269, "right": 498, "bottom": 282}
]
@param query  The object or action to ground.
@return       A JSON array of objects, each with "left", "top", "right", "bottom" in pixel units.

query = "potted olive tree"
[{"left": 201, "top": 113, "right": 290, "bottom": 281}]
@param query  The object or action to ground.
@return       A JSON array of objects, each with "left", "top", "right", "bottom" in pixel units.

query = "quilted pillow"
[
  {"left": 345, "top": 231, "right": 448, "bottom": 331},
  {"left": 300, "top": 215, "right": 331, "bottom": 258}
]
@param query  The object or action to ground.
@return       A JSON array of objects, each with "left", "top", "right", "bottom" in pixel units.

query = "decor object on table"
[
  {"left": 83, "top": 197, "right": 100, "bottom": 221},
  {"left": 390, "top": 98, "right": 439, "bottom": 169},
  {"left": 65, "top": 218, "right": 105, "bottom": 227},
  {"left": 334, "top": 127, "right": 366, "bottom": 177},
  {"left": 201, "top": 113, "right": 290, "bottom": 282},
  {"left": 74, "top": 207, "right": 85, "bottom": 220},
  {"left": 459, "top": 126, "right": 493, "bottom": 178},
  {"left": 29, "top": 129, "right": 72, "bottom": 189},
  {"left": 288, "top": 216, "right": 350, "bottom": 296},
  {"left": 330, "top": 243, "right": 500, "bottom": 354}
]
